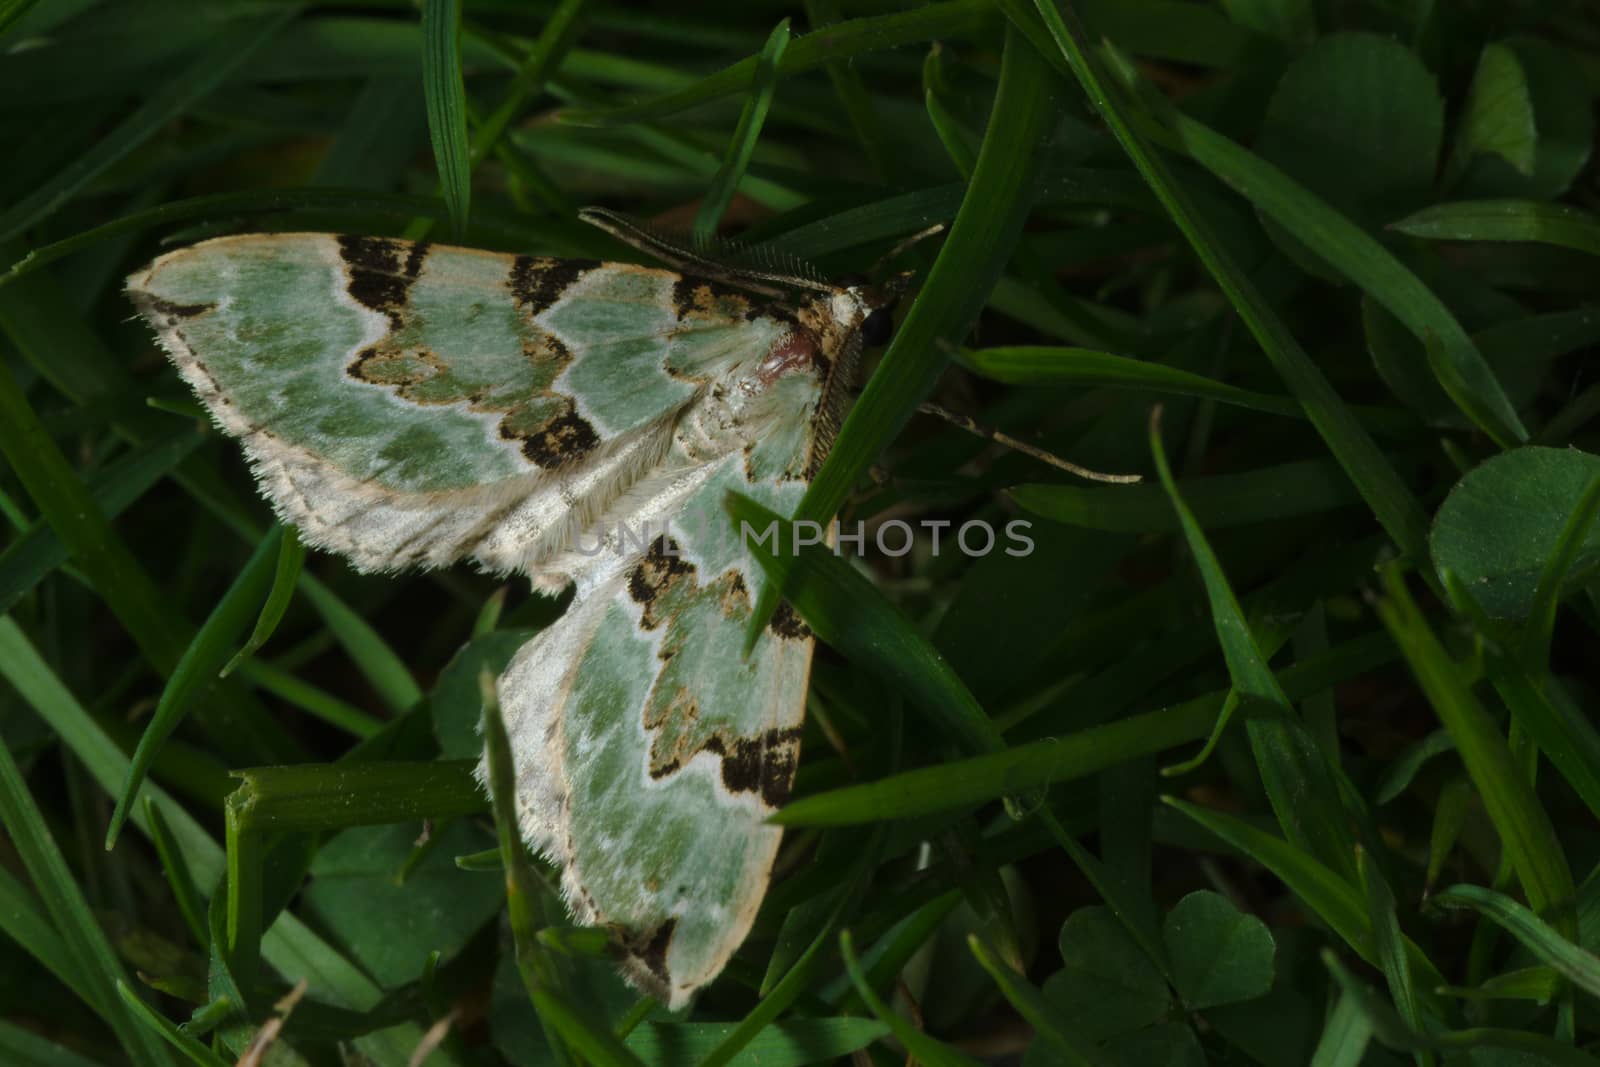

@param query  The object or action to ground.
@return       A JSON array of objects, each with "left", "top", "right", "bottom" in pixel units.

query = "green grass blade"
[
  {"left": 106, "top": 527, "right": 285, "bottom": 849},
  {"left": 964, "top": 345, "right": 1306, "bottom": 418},
  {"left": 531, "top": 988, "right": 648, "bottom": 1067},
  {"left": 1376, "top": 566, "right": 1576, "bottom": 933},
  {"left": 0, "top": 362, "right": 187, "bottom": 672},
  {"left": 115, "top": 981, "right": 228, "bottom": 1067},
  {"left": 0, "top": 428, "right": 202, "bottom": 617},
  {"left": 694, "top": 19, "right": 789, "bottom": 242},
  {"left": 1309, "top": 992, "right": 1374, "bottom": 1067},
  {"left": 0, "top": 1018, "right": 108, "bottom": 1067},
  {"left": 775, "top": 631, "right": 1396, "bottom": 826},
  {"left": 1432, "top": 884, "right": 1600, "bottom": 998},
  {"left": 0, "top": 9, "right": 295, "bottom": 243},
  {"left": 422, "top": 0, "right": 472, "bottom": 236},
  {"left": 1521, "top": 472, "right": 1600, "bottom": 667},
  {"left": 1020, "top": 0, "right": 1433, "bottom": 564},
  {"left": 481, "top": 669, "right": 573, "bottom": 1066},
  {"left": 1356, "top": 848, "right": 1434, "bottom": 1065},
  {"left": 144, "top": 798, "right": 208, "bottom": 950},
  {"left": 0, "top": 732, "right": 176, "bottom": 1066},
  {"left": 1011, "top": 457, "right": 1360, "bottom": 533},
  {"left": 840, "top": 930, "right": 984, "bottom": 1067},
  {"left": 562, "top": 0, "right": 993, "bottom": 126},
  {"left": 0, "top": 866, "right": 90, "bottom": 1008},
  {"left": 970, "top": 935, "right": 1113, "bottom": 1066},
  {"left": 1173, "top": 113, "right": 1525, "bottom": 445},
  {"left": 0, "top": 0, "right": 43, "bottom": 41},
  {"left": 749, "top": 24, "right": 1058, "bottom": 642},
  {"left": 727, "top": 493, "right": 1003, "bottom": 758},
  {"left": 1391, "top": 200, "right": 1600, "bottom": 257},
  {"left": 1149, "top": 410, "right": 1356, "bottom": 879},
  {"left": 1164, "top": 797, "right": 1442, "bottom": 989},
  {"left": 1323, "top": 952, "right": 1600, "bottom": 1067},
  {"left": 221, "top": 528, "right": 306, "bottom": 678}
]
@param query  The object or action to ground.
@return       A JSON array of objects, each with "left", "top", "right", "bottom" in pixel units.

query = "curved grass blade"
[
  {"left": 970, "top": 935, "right": 1113, "bottom": 1067},
  {"left": 1392, "top": 200, "right": 1600, "bottom": 257},
  {"left": 1011, "top": 457, "right": 1360, "bottom": 533},
  {"left": 0, "top": 8, "right": 295, "bottom": 244},
  {"left": 116, "top": 981, "right": 228, "bottom": 1067},
  {"left": 804, "top": 0, "right": 894, "bottom": 181},
  {"left": 422, "top": 0, "right": 471, "bottom": 236},
  {"left": 1376, "top": 566, "right": 1577, "bottom": 934},
  {"left": 0, "top": 0, "right": 43, "bottom": 40},
  {"left": 749, "top": 25, "right": 1058, "bottom": 644},
  {"left": 840, "top": 930, "right": 984, "bottom": 1067},
  {"left": 530, "top": 988, "right": 646, "bottom": 1067},
  {"left": 0, "top": 428, "right": 203, "bottom": 617},
  {"left": 145, "top": 798, "right": 208, "bottom": 949},
  {"left": 1432, "top": 884, "right": 1600, "bottom": 999},
  {"left": 0, "top": 731, "right": 176, "bottom": 1066},
  {"left": 1165, "top": 797, "right": 1442, "bottom": 989},
  {"left": 221, "top": 527, "right": 305, "bottom": 678},
  {"left": 481, "top": 669, "right": 572, "bottom": 1066},
  {"left": 1322, "top": 952, "right": 1599, "bottom": 1067},
  {"left": 105, "top": 527, "right": 285, "bottom": 850},
  {"left": 694, "top": 19, "right": 789, "bottom": 242},
  {"left": 1165, "top": 113, "right": 1523, "bottom": 446},
  {"left": 924, "top": 44, "right": 978, "bottom": 178},
  {"left": 775, "top": 631, "right": 1395, "bottom": 826},
  {"left": 1150, "top": 409, "right": 1356, "bottom": 879},
  {"left": 727, "top": 493, "right": 1002, "bottom": 758},
  {"left": 1356, "top": 848, "right": 1434, "bottom": 1062},
  {"left": 1019, "top": 0, "right": 1433, "bottom": 567},
  {"left": 965, "top": 345, "right": 1306, "bottom": 418},
  {"left": 1521, "top": 472, "right": 1600, "bottom": 668},
  {"left": 562, "top": 0, "right": 993, "bottom": 126}
]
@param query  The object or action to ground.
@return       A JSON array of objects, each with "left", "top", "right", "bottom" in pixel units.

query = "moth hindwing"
[{"left": 126, "top": 227, "right": 892, "bottom": 1007}]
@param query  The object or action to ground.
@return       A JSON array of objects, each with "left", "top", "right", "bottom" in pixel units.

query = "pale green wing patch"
[
  {"left": 491, "top": 453, "right": 816, "bottom": 1009},
  {"left": 126, "top": 233, "right": 787, "bottom": 581}
]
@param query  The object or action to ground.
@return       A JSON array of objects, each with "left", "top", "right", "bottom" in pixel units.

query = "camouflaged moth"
[{"left": 126, "top": 209, "right": 900, "bottom": 1008}]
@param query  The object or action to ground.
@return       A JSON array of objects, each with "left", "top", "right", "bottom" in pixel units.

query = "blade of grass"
[
  {"left": 106, "top": 527, "right": 285, "bottom": 850},
  {"left": 1017, "top": 0, "right": 1433, "bottom": 565},
  {"left": 481, "top": 669, "right": 573, "bottom": 1066},
  {"left": 0, "top": 427, "right": 203, "bottom": 617},
  {"left": 221, "top": 528, "right": 305, "bottom": 677},
  {"left": 749, "top": 24, "right": 1059, "bottom": 642},
  {"left": 115, "top": 981, "right": 228, "bottom": 1067},
  {"left": 144, "top": 798, "right": 208, "bottom": 950},
  {"left": 1149, "top": 408, "right": 1357, "bottom": 879},
  {"left": 694, "top": 19, "right": 789, "bottom": 242},
  {"left": 774, "top": 630, "right": 1396, "bottom": 826},
  {"left": 840, "top": 930, "right": 984, "bottom": 1067},
  {"left": 970, "top": 935, "right": 1113, "bottom": 1067},
  {"left": 1164, "top": 797, "right": 1443, "bottom": 989},
  {"left": 1322, "top": 952, "right": 1599, "bottom": 1067},
  {"left": 728, "top": 493, "right": 1003, "bottom": 759},
  {"left": 422, "top": 0, "right": 471, "bottom": 236},
  {"left": 0, "top": 731, "right": 176, "bottom": 1066},
  {"left": 1391, "top": 200, "right": 1600, "bottom": 257},
  {"left": 1520, "top": 472, "right": 1600, "bottom": 667},
  {"left": 0, "top": 9, "right": 295, "bottom": 243},
  {"left": 1376, "top": 566, "right": 1576, "bottom": 934},
  {"left": 562, "top": 0, "right": 994, "bottom": 126},
  {"left": 1432, "top": 884, "right": 1600, "bottom": 999},
  {"left": 1356, "top": 847, "right": 1434, "bottom": 1066}
]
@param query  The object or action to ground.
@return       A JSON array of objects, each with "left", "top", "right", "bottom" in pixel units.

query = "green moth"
[{"left": 126, "top": 210, "right": 899, "bottom": 1008}]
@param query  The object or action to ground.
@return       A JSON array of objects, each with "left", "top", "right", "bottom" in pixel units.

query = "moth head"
[{"left": 836, "top": 269, "right": 912, "bottom": 349}]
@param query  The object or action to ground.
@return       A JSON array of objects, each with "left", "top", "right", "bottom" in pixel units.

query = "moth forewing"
[{"left": 126, "top": 223, "right": 896, "bottom": 1008}]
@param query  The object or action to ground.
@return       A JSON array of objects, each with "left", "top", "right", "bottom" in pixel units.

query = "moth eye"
[{"left": 861, "top": 308, "right": 894, "bottom": 347}]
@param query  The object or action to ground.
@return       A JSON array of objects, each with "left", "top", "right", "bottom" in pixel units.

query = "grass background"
[{"left": 2, "top": 0, "right": 1600, "bottom": 1064}]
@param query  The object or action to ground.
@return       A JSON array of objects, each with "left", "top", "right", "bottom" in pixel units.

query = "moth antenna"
[
  {"left": 578, "top": 206, "right": 834, "bottom": 296},
  {"left": 917, "top": 401, "right": 1143, "bottom": 484},
  {"left": 871, "top": 223, "right": 947, "bottom": 278}
]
